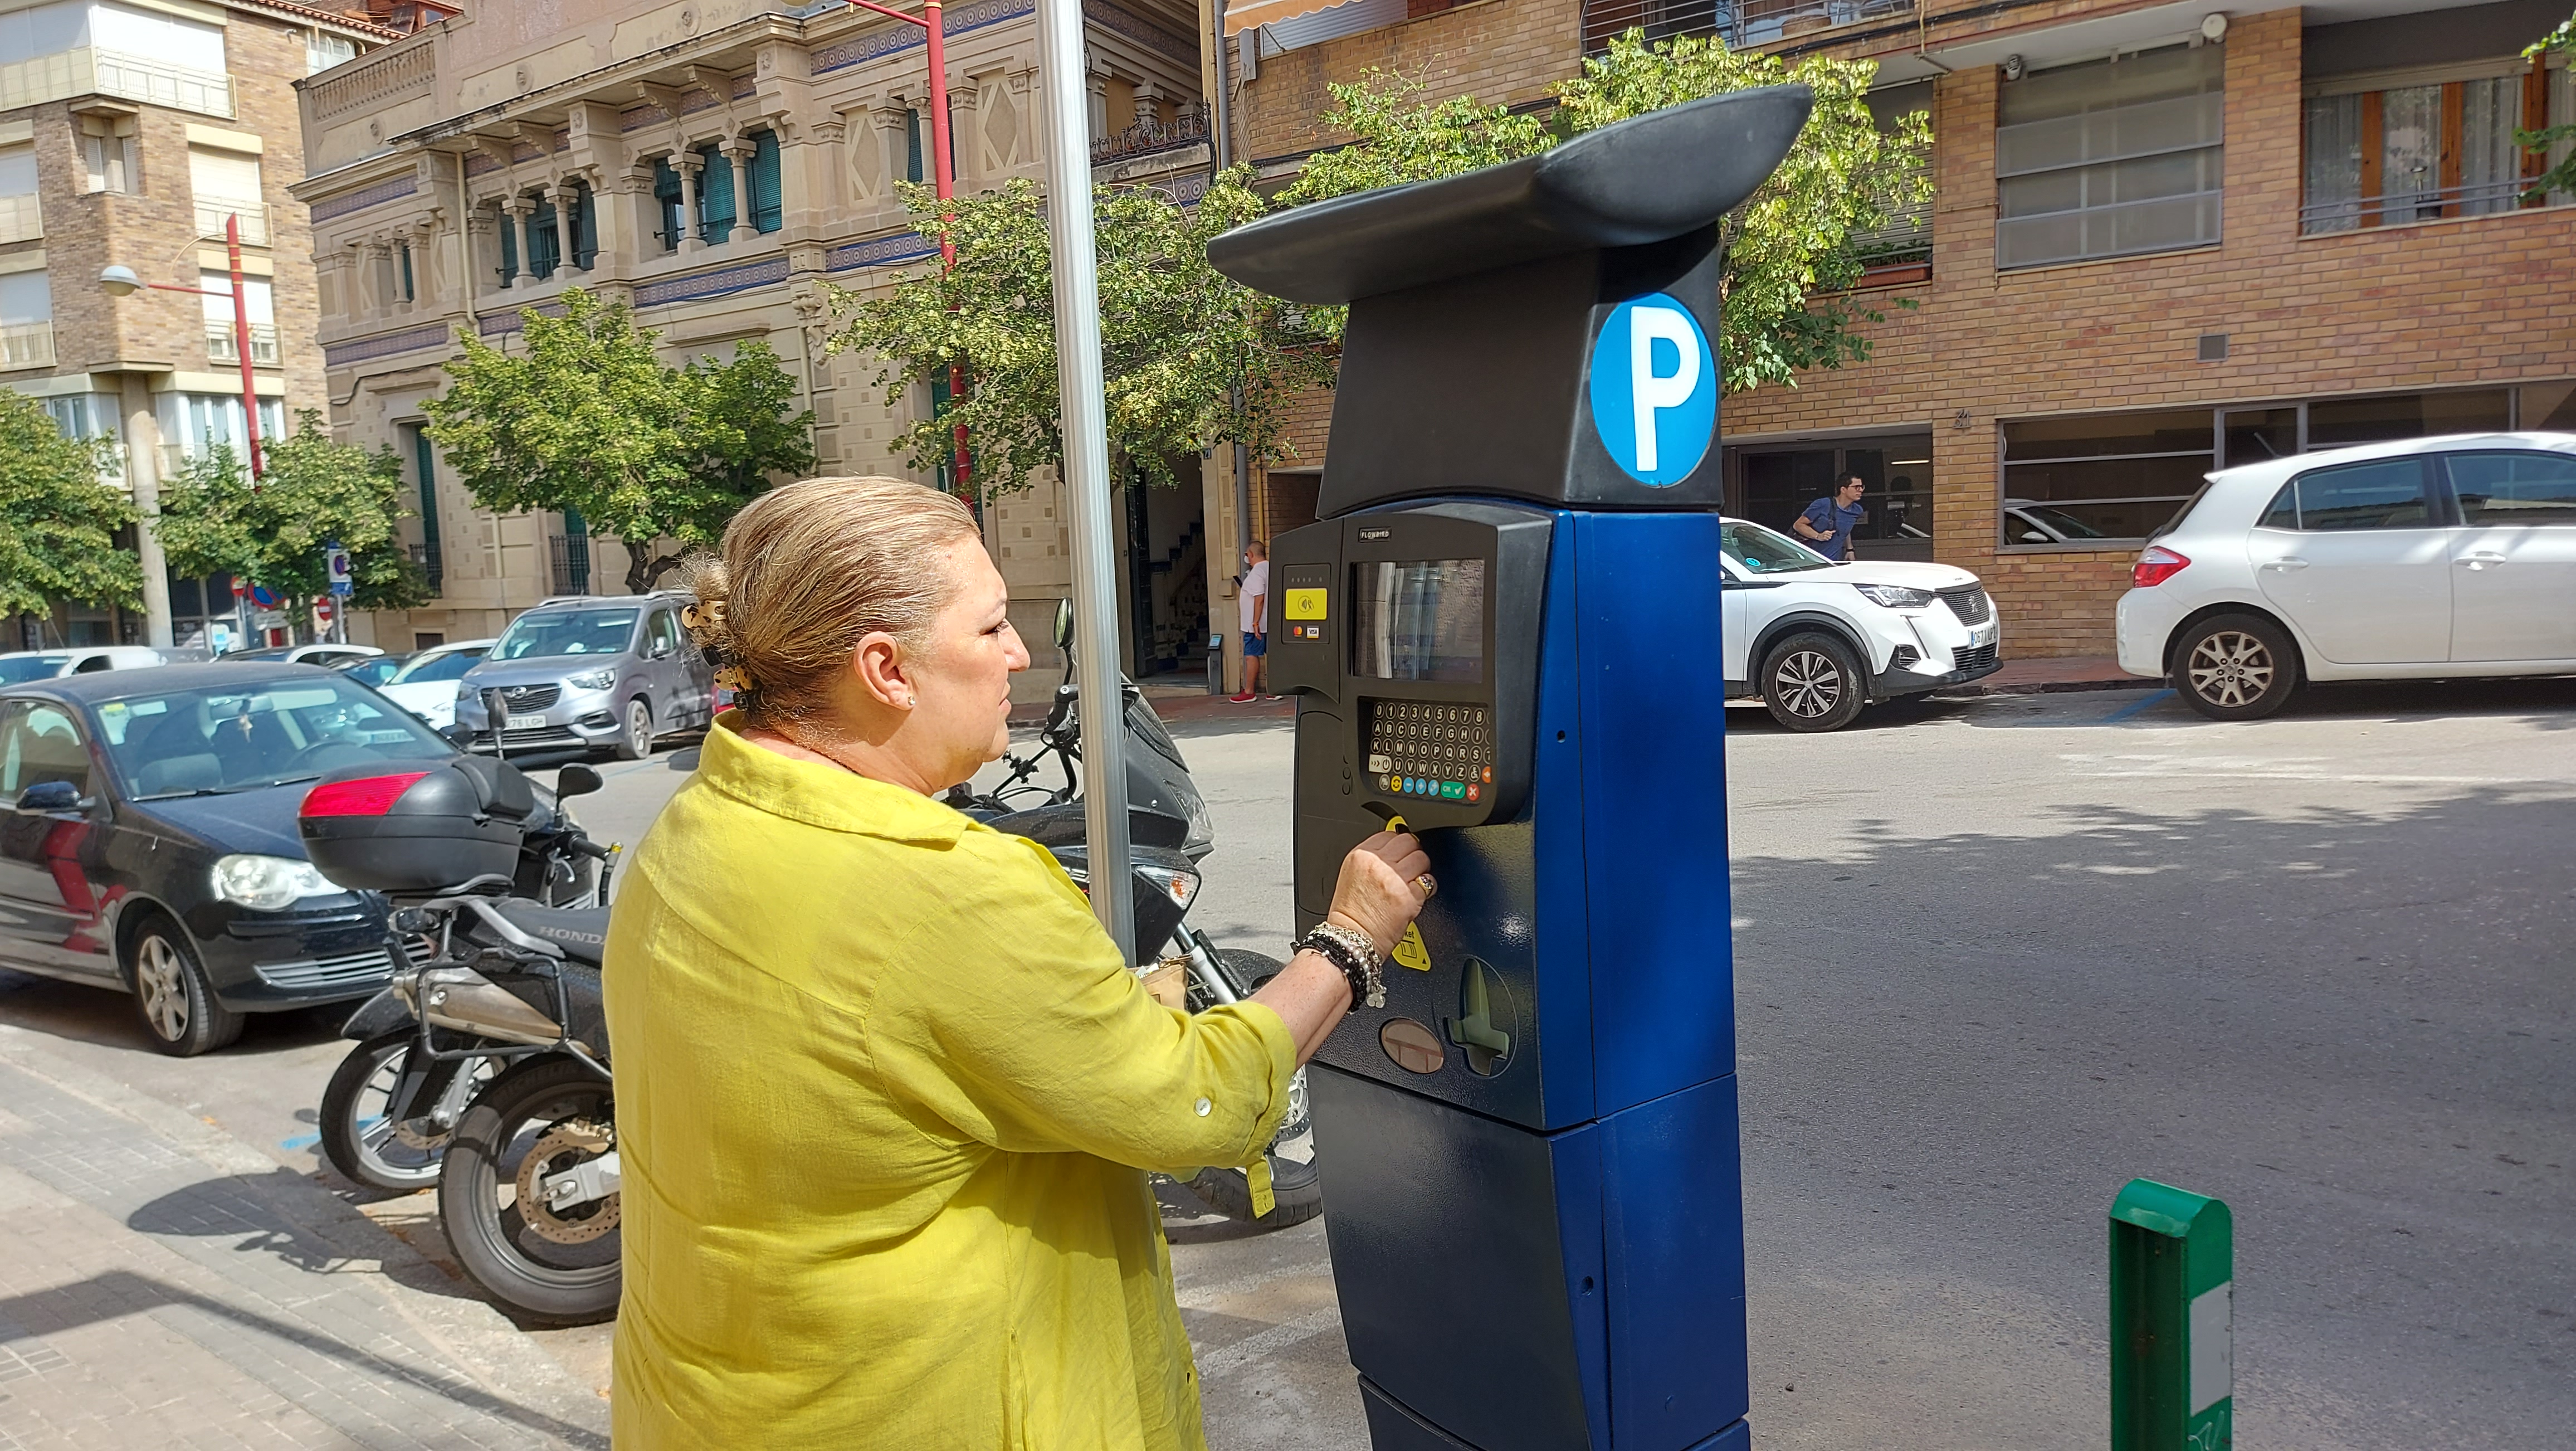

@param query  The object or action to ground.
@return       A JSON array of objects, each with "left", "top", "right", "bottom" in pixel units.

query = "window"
[
  {"left": 492, "top": 608, "right": 639, "bottom": 660},
  {"left": 0, "top": 270, "right": 55, "bottom": 369},
  {"left": 2307, "top": 389, "right": 2507, "bottom": 448},
  {"left": 693, "top": 142, "right": 736, "bottom": 238},
  {"left": 905, "top": 108, "right": 955, "bottom": 184},
  {"left": 1719, "top": 520, "right": 1833, "bottom": 575},
  {"left": 1996, "top": 43, "right": 2225, "bottom": 269},
  {"left": 497, "top": 203, "right": 518, "bottom": 281},
  {"left": 1851, "top": 81, "right": 1932, "bottom": 275},
  {"left": 84, "top": 1, "right": 228, "bottom": 72},
  {"left": 2302, "top": 71, "right": 2536, "bottom": 231},
  {"left": 199, "top": 269, "right": 275, "bottom": 366},
  {"left": 397, "top": 240, "right": 415, "bottom": 301},
  {"left": 77, "top": 116, "right": 138, "bottom": 194},
  {"left": 0, "top": 700, "right": 92, "bottom": 798},
  {"left": 165, "top": 393, "right": 285, "bottom": 461},
  {"left": 2001, "top": 407, "right": 2213, "bottom": 542},
  {"left": 407, "top": 425, "right": 441, "bottom": 592},
  {"left": 568, "top": 182, "right": 598, "bottom": 267},
  {"left": 1734, "top": 438, "right": 1935, "bottom": 557},
  {"left": 652, "top": 158, "right": 685, "bottom": 250},
  {"left": 0, "top": 141, "right": 40, "bottom": 244},
  {"left": 95, "top": 680, "right": 446, "bottom": 800},
  {"left": 748, "top": 130, "right": 782, "bottom": 233},
  {"left": 306, "top": 30, "right": 356, "bottom": 75},
  {"left": 187, "top": 145, "right": 265, "bottom": 244},
  {"left": 526, "top": 192, "right": 561, "bottom": 279},
  {"left": 645, "top": 609, "right": 680, "bottom": 658},
  {"left": 2266, "top": 457, "right": 2433, "bottom": 530},
  {"left": 2445, "top": 451, "right": 2576, "bottom": 525},
  {"left": 43, "top": 393, "right": 118, "bottom": 442}
]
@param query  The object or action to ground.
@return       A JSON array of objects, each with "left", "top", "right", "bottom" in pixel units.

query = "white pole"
[{"left": 1036, "top": 0, "right": 1135, "bottom": 961}]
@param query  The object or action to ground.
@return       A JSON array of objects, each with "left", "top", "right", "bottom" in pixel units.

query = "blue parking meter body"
[{"left": 1208, "top": 89, "right": 1813, "bottom": 1451}]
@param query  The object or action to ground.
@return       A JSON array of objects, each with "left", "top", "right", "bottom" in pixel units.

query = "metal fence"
[{"left": 1580, "top": 0, "right": 1916, "bottom": 53}]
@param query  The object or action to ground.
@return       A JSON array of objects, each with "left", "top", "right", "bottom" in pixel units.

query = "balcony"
[
  {"left": 0, "top": 47, "right": 233, "bottom": 120},
  {"left": 2300, "top": 176, "right": 2540, "bottom": 235},
  {"left": 1093, "top": 103, "right": 1212, "bottom": 167},
  {"left": 1580, "top": 0, "right": 1915, "bottom": 53},
  {"left": 0, "top": 322, "right": 55, "bottom": 371},
  {"left": 548, "top": 534, "right": 592, "bottom": 597},
  {"left": 0, "top": 192, "right": 41, "bottom": 245},
  {"left": 192, "top": 198, "right": 271, "bottom": 246},
  {"left": 206, "top": 323, "right": 280, "bottom": 367}
]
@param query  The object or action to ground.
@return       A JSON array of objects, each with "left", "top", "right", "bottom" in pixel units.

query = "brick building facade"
[{"left": 1219, "top": 0, "right": 2576, "bottom": 658}]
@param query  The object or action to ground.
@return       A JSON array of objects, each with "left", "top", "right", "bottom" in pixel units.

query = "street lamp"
[
  {"left": 100, "top": 211, "right": 265, "bottom": 478},
  {"left": 843, "top": 0, "right": 973, "bottom": 502}
]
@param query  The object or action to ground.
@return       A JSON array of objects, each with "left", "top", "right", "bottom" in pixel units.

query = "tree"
[
  {"left": 423, "top": 288, "right": 818, "bottom": 593},
  {"left": 0, "top": 389, "right": 140, "bottom": 621},
  {"left": 1281, "top": 33, "right": 1934, "bottom": 394},
  {"left": 2521, "top": 12, "right": 2576, "bottom": 199},
  {"left": 155, "top": 412, "right": 430, "bottom": 623},
  {"left": 826, "top": 174, "right": 1335, "bottom": 496}
]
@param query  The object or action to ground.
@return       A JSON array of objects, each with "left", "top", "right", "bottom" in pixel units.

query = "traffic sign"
[
  {"left": 326, "top": 542, "right": 353, "bottom": 597},
  {"left": 248, "top": 583, "right": 282, "bottom": 609},
  {"left": 1586, "top": 291, "right": 1716, "bottom": 487}
]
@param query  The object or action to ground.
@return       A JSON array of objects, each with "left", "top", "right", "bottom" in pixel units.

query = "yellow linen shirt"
[{"left": 603, "top": 716, "right": 1297, "bottom": 1450}]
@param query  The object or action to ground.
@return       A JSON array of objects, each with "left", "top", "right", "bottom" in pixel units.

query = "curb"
[{"left": 1938, "top": 675, "right": 2155, "bottom": 699}]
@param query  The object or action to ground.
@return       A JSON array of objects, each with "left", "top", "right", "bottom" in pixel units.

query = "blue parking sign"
[
  {"left": 1587, "top": 292, "right": 1716, "bottom": 487},
  {"left": 326, "top": 542, "right": 353, "bottom": 597}
]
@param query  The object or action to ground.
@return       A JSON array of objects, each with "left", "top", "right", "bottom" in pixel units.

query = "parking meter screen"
[{"left": 1350, "top": 559, "right": 1486, "bottom": 683}]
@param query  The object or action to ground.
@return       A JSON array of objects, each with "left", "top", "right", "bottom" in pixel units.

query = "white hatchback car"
[
  {"left": 2116, "top": 432, "right": 2576, "bottom": 719},
  {"left": 0, "top": 646, "right": 177, "bottom": 684},
  {"left": 1720, "top": 517, "right": 2004, "bottom": 731}
]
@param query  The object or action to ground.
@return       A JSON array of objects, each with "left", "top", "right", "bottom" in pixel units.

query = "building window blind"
[
  {"left": 749, "top": 129, "right": 782, "bottom": 232},
  {"left": 1996, "top": 43, "right": 2225, "bottom": 270}
]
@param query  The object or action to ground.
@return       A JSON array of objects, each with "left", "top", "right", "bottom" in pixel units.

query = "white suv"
[
  {"left": 2116, "top": 432, "right": 2576, "bottom": 720},
  {"left": 1720, "top": 517, "right": 2003, "bottom": 731}
]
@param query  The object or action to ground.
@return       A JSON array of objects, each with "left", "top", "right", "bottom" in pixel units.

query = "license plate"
[
  {"left": 1970, "top": 625, "right": 1996, "bottom": 645},
  {"left": 506, "top": 714, "right": 549, "bottom": 730}
]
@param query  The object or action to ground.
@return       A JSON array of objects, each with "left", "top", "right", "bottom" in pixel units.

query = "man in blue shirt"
[{"left": 1794, "top": 474, "right": 1868, "bottom": 561}]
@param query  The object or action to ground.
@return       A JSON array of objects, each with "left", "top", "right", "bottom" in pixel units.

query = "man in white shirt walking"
[{"left": 1231, "top": 541, "right": 1271, "bottom": 703}]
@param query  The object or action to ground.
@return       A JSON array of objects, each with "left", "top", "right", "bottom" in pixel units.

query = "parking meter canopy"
[{"left": 1207, "top": 85, "right": 1811, "bottom": 517}]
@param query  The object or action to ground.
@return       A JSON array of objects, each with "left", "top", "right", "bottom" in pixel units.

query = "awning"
[{"left": 1222, "top": 0, "right": 1343, "bottom": 36}]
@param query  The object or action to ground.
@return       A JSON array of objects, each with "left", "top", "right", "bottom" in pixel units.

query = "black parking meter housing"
[{"left": 1213, "top": 86, "right": 1811, "bottom": 1451}]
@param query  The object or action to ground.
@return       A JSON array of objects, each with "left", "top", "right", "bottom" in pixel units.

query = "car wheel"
[
  {"left": 2173, "top": 613, "right": 2298, "bottom": 720},
  {"left": 614, "top": 698, "right": 653, "bottom": 761},
  {"left": 126, "top": 914, "right": 243, "bottom": 1057},
  {"left": 1760, "top": 631, "right": 1867, "bottom": 732}
]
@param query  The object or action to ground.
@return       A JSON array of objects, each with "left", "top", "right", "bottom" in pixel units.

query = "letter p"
[{"left": 1628, "top": 306, "right": 1702, "bottom": 474}]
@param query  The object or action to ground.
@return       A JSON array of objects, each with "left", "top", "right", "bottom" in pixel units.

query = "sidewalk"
[
  {"left": 0, "top": 1024, "right": 608, "bottom": 1451},
  {"left": 1945, "top": 654, "right": 2140, "bottom": 696}
]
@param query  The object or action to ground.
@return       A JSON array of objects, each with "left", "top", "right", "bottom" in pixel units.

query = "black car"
[{"left": 0, "top": 663, "right": 458, "bottom": 1055}]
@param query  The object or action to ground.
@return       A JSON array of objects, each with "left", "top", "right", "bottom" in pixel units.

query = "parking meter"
[{"left": 1208, "top": 88, "right": 1811, "bottom": 1451}]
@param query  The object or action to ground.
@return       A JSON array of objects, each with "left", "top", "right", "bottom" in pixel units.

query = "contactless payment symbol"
[{"left": 1587, "top": 292, "right": 1715, "bottom": 486}]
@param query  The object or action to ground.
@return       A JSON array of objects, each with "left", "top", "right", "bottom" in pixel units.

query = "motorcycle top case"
[{"left": 297, "top": 756, "right": 539, "bottom": 893}]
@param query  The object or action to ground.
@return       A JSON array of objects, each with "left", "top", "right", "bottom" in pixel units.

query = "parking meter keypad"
[{"left": 1364, "top": 700, "right": 1492, "bottom": 801}]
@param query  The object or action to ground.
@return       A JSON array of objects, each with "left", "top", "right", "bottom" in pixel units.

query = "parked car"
[
  {"left": 454, "top": 594, "right": 715, "bottom": 759},
  {"left": 2116, "top": 432, "right": 2576, "bottom": 720},
  {"left": 2003, "top": 499, "right": 2114, "bottom": 546},
  {"left": 1720, "top": 517, "right": 2003, "bottom": 731},
  {"left": 222, "top": 643, "right": 386, "bottom": 670},
  {"left": 0, "top": 664, "right": 456, "bottom": 1055},
  {"left": 369, "top": 638, "right": 496, "bottom": 731},
  {"left": 333, "top": 653, "right": 411, "bottom": 688},
  {"left": 0, "top": 647, "right": 177, "bottom": 683}
]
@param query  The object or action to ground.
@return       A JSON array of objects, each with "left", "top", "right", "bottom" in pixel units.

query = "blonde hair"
[{"left": 680, "top": 476, "right": 980, "bottom": 728}]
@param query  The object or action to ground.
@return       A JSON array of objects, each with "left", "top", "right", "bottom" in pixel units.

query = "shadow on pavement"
[{"left": 0, "top": 968, "right": 344, "bottom": 1057}]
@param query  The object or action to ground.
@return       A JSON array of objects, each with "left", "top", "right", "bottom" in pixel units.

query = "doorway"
[{"left": 1121, "top": 458, "right": 1211, "bottom": 679}]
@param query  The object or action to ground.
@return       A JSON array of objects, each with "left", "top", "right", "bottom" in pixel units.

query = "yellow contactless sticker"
[
  {"left": 1284, "top": 588, "right": 1328, "bottom": 620},
  {"left": 1393, "top": 923, "right": 1431, "bottom": 971},
  {"left": 1248, "top": 1158, "right": 1275, "bottom": 1218}
]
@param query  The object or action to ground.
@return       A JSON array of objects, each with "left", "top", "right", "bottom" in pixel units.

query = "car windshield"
[
  {"left": 2013, "top": 504, "right": 2109, "bottom": 539},
  {"left": 95, "top": 678, "right": 452, "bottom": 800},
  {"left": 223, "top": 647, "right": 299, "bottom": 663},
  {"left": 1722, "top": 521, "right": 1835, "bottom": 574},
  {"left": 492, "top": 610, "right": 638, "bottom": 660},
  {"left": 338, "top": 655, "right": 407, "bottom": 686},
  {"left": 0, "top": 656, "right": 71, "bottom": 684},
  {"left": 393, "top": 647, "right": 489, "bottom": 684}
]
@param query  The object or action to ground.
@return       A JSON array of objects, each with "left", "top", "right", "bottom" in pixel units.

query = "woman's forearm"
[{"left": 1248, "top": 950, "right": 1354, "bottom": 1065}]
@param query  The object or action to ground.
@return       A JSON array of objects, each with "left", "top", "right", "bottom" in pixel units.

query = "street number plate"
[{"left": 506, "top": 714, "right": 548, "bottom": 730}]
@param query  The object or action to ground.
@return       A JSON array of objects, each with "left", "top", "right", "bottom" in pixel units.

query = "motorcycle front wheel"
[
  {"left": 319, "top": 1032, "right": 488, "bottom": 1192},
  {"left": 1181, "top": 950, "right": 1324, "bottom": 1228},
  {"left": 437, "top": 1055, "right": 622, "bottom": 1325}
]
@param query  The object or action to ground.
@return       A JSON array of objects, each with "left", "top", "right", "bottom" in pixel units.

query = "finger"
[
  {"left": 1389, "top": 849, "right": 1431, "bottom": 882},
  {"left": 1373, "top": 832, "right": 1421, "bottom": 861}
]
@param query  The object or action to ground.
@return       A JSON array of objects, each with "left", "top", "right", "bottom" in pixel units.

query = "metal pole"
[
  {"left": 1036, "top": 0, "right": 1135, "bottom": 960},
  {"left": 1208, "top": 1, "right": 1252, "bottom": 669},
  {"left": 227, "top": 213, "right": 263, "bottom": 478}
]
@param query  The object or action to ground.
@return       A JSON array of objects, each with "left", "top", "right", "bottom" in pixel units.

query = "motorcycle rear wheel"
[
  {"left": 437, "top": 1055, "right": 622, "bottom": 1325},
  {"left": 320, "top": 1032, "right": 482, "bottom": 1192},
  {"left": 1181, "top": 950, "right": 1324, "bottom": 1228}
]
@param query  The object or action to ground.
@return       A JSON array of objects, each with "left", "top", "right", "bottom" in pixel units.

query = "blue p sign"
[{"left": 1587, "top": 293, "right": 1716, "bottom": 487}]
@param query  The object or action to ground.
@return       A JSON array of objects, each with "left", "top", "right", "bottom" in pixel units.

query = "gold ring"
[{"left": 1414, "top": 873, "right": 1437, "bottom": 899}]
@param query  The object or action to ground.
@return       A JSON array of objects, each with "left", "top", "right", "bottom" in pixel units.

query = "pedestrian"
[
  {"left": 1793, "top": 474, "right": 1868, "bottom": 562},
  {"left": 607, "top": 476, "right": 1432, "bottom": 1451},
  {"left": 1231, "top": 539, "right": 1271, "bottom": 702}
]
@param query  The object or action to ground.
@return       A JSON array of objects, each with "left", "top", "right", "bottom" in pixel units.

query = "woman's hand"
[{"left": 1325, "top": 830, "right": 1431, "bottom": 958}]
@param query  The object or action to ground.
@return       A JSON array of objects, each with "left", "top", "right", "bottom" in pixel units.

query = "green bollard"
[{"left": 2109, "top": 1179, "right": 2233, "bottom": 1451}]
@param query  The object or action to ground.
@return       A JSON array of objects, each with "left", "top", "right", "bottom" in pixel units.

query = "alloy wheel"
[
  {"left": 1773, "top": 650, "right": 1845, "bottom": 718},
  {"left": 2188, "top": 630, "right": 2274, "bottom": 709},
  {"left": 626, "top": 700, "right": 651, "bottom": 758},
  {"left": 135, "top": 936, "right": 188, "bottom": 1041}
]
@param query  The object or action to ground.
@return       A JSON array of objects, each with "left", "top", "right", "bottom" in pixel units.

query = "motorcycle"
[
  {"left": 944, "top": 602, "right": 1320, "bottom": 1228},
  {"left": 300, "top": 754, "right": 625, "bottom": 1325}
]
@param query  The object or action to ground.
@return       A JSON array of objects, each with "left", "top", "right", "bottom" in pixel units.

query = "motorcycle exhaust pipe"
[{"left": 414, "top": 964, "right": 564, "bottom": 1047}]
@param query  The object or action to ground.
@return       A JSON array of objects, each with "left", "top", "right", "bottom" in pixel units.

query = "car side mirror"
[
  {"left": 556, "top": 762, "right": 604, "bottom": 799},
  {"left": 17, "top": 780, "right": 92, "bottom": 814},
  {"left": 2020, "top": 529, "right": 2050, "bottom": 544}
]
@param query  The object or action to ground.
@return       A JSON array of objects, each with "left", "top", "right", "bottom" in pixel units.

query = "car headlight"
[
  {"left": 566, "top": 669, "right": 617, "bottom": 691},
  {"left": 456, "top": 682, "right": 477, "bottom": 703},
  {"left": 1134, "top": 863, "right": 1201, "bottom": 909},
  {"left": 211, "top": 854, "right": 339, "bottom": 912},
  {"left": 1855, "top": 584, "right": 1936, "bottom": 610}
]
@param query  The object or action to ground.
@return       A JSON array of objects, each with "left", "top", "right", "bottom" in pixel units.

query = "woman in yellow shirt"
[{"left": 604, "top": 475, "right": 1428, "bottom": 1449}]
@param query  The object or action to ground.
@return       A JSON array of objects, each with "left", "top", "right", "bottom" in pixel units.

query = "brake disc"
[{"left": 513, "top": 1119, "right": 619, "bottom": 1245}]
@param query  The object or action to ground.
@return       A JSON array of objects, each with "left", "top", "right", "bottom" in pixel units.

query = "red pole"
[{"left": 228, "top": 212, "right": 264, "bottom": 479}]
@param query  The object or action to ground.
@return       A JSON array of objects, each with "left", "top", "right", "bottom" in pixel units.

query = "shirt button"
[{"left": 1194, "top": 1097, "right": 1212, "bottom": 1117}]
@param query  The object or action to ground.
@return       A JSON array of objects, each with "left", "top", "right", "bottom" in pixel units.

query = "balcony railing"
[
  {"left": 0, "top": 321, "right": 55, "bottom": 371},
  {"left": 1093, "top": 103, "right": 1212, "bottom": 167},
  {"left": 193, "top": 198, "right": 271, "bottom": 246},
  {"left": 0, "top": 48, "right": 235, "bottom": 119},
  {"left": 1580, "top": 0, "right": 1915, "bottom": 53},
  {"left": 2300, "top": 176, "right": 2541, "bottom": 235},
  {"left": 206, "top": 323, "right": 280, "bottom": 366},
  {"left": 548, "top": 534, "right": 592, "bottom": 597},
  {"left": 0, "top": 192, "right": 41, "bottom": 245}
]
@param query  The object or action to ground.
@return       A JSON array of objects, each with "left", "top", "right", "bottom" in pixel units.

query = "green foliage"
[
  {"left": 422, "top": 289, "right": 818, "bottom": 593},
  {"left": 1281, "top": 33, "right": 1933, "bottom": 393},
  {"left": 825, "top": 173, "right": 1336, "bottom": 496},
  {"left": 155, "top": 412, "right": 428, "bottom": 615},
  {"left": 2520, "top": 13, "right": 2576, "bottom": 199},
  {"left": 0, "top": 389, "right": 140, "bottom": 619}
]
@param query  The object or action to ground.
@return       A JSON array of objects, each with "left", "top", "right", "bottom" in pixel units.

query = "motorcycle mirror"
[
  {"left": 1053, "top": 598, "right": 1075, "bottom": 655},
  {"left": 480, "top": 687, "right": 512, "bottom": 761},
  {"left": 556, "top": 762, "right": 604, "bottom": 799}
]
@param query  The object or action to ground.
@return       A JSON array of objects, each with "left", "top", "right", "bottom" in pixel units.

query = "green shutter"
[
  {"left": 652, "top": 158, "right": 683, "bottom": 250},
  {"left": 751, "top": 129, "right": 783, "bottom": 232},
  {"left": 413, "top": 429, "right": 442, "bottom": 593},
  {"left": 497, "top": 208, "right": 517, "bottom": 281},
  {"left": 697, "top": 144, "right": 736, "bottom": 236}
]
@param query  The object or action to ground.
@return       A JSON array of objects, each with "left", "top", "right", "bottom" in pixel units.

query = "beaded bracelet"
[{"left": 1294, "top": 922, "right": 1385, "bottom": 1010}]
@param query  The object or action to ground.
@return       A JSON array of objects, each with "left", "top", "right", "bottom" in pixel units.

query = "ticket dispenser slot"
[{"left": 1211, "top": 84, "right": 1812, "bottom": 1451}]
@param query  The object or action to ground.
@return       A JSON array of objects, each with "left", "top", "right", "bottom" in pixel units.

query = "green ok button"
[{"left": 1438, "top": 781, "right": 1466, "bottom": 800}]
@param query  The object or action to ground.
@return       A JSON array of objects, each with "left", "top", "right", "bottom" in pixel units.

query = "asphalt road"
[{"left": 1, "top": 678, "right": 2569, "bottom": 1448}]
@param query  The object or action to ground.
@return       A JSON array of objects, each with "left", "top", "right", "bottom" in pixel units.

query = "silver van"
[{"left": 452, "top": 592, "right": 714, "bottom": 758}]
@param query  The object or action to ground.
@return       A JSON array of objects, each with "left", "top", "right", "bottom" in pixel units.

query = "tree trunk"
[{"left": 618, "top": 537, "right": 686, "bottom": 595}]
